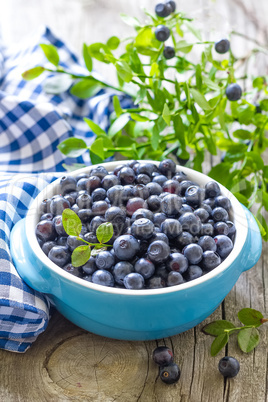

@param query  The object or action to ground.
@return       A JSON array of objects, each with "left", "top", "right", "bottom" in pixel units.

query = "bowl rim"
[{"left": 24, "top": 160, "right": 248, "bottom": 296}]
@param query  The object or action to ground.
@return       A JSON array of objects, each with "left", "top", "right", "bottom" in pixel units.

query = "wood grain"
[{"left": 0, "top": 0, "right": 267, "bottom": 401}]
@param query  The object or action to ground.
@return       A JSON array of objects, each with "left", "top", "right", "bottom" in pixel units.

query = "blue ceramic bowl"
[{"left": 10, "top": 161, "right": 262, "bottom": 341}]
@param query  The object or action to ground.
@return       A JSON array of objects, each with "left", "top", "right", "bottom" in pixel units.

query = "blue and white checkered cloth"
[{"left": 0, "top": 27, "right": 128, "bottom": 352}]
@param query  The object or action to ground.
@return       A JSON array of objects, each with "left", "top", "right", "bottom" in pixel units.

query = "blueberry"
[
  {"left": 153, "top": 212, "right": 167, "bottom": 227},
  {"left": 153, "top": 346, "right": 174, "bottom": 366},
  {"left": 123, "top": 272, "right": 145, "bottom": 289},
  {"left": 92, "top": 200, "right": 109, "bottom": 216},
  {"left": 112, "top": 261, "right": 134, "bottom": 285},
  {"left": 85, "top": 175, "right": 101, "bottom": 193},
  {"left": 179, "top": 212, "right": 202, "bottom": 235},
  {"left": 82, "top": 257, "right": 97, "bottom": 275},
  {"left": 131, "top": 218, "right": 154, "bottom": 240},
  {"left": 154, "top": 263, "right": 169, "bottom": 279},
  {"left": 40, "top": 199, "right": 52, "bottom": 214},
  {"left": 146, "top": 195, "right": 161, "bottom": 212},
  {"left": 147, "top": 276, "right": 166, "bottom": 289},
  {"left": 185, "top": 185, "right": 203, "bottom": 207},
  {"left": 218, "top": 356, "right": 240, "bottom": 378},
  {"left": 214, "top": 235, "right": 233, "bottom": 259},
  {"left": 179, "top": 204, "right": 194, "bottom": 215},
  {"left": 215, "top": 195, "right": 231, "bottom": 211},
  {"left": 148, "top": 240, "right": 170, "bottom": 263},
  {"left": 132, "top": 184, "right": 150, "bottom": 200},
  {"left": 92, "top": 188, "right": 107, "bottom": 202},
  {"left": 226, "top": 83, "right": 242, "bottom": 101},
  {"left": 92, "top": 269, "right": 114, "bottom": 287},
  {"left": 211, "top": 207, "right": 229, "bottom": 222},
  {"left": 198, "top": 235, "right": 217, "bottom": 252},
  {"left": 71, "top": 204, "right": 80, "bottom": 214},
  {"left": 101, "top": 174, "right": 119, "bottom": 190},
  {"left": 153, "top": 175, "right": 168, "bottom": 186},
  {"left": 166, "top": 0, "right": 176, "bottom": 12},
  {"left": 113, "top": 164, "right": 125, "bottom": 176},
  {"left": 75, "top": 173, "right": 89, "bottom": 182},
  {"left": 48, "top": 246, "right": 71, "bottom": 267},
  {"left": 40, "top": 212, "right": 54, "bottom": 221},
  {"left": 66, "top": 235, "right": 86, "bottom": 252},
  {"left": 183, "top": 244, "right": 203, "bottom": 265},
  {"left": 215, "top": 39, "right": 230, "bottom": 54},
  {"left": 158, "top": 159, "right": 176, "bottom": 178},
  {"left": 149, "top": 232, "right": 169, "bottom": 245},
  {"left": 146, "top": 182, "right": 163, "bottom": 196},
  {"left": 105, "top": 206, "right": 126, "bottom": 225},
  {"left": 214, "top": 221, "right": 229, "bottom": 236},
  {"left": 202, "top": 250, "right": 221, "bottom": 271},
  {"left": 167, "top": 252, "right": 188, "bottom": 273},
  {"left": 162, "top": 180, "right": 180, "bottom": 194},
  {"left": 63, "top": 263, "right": 83, "bottom": 278},
  {"left": 136, "top": 174, "right": 151, "bottom": 185},
  {"left": 122, "top": 185, "right": 134, "bottom": 203},
  {"left": 194, "top": 207, "right": 209, "bottom": 223},
  {"left": 131, "top": 208, "right": 154, "bottom": 222},
  {"left": 36, "top": 220, "right": 57, "bottom": 242},
  {"left": 161, "top": 218, "right": 182, "bottom": 239},
  {"left": 113, "top": 235, "right": 140, "bottom": 260},
  {"left": 163, "top": 46, "right": 175, "bottom": 59},
  {"left": 226, "top": 220, "right": 236, "bottom": 241},
  {"left": 205, "top": 181, "right": 221, "bottom": 198},
  {"left": 64, "top": 193, "right": 76, "bottom": 207},
  {"left": 172, "top": 171, "right": 188, "bottom": 183},
  {"left": 202, "top": 198, "right": 215, "bottom": 209},
  {"left": 200, "top": 203, "right": 212, "bottom": 215},
  {"left": 77, "top": 208, "right": 93, "bottom": 224},
  {"left": 59, "top": 175, "right": 77, "bottom": 194},
  {"left": 175, "top": 231, "right": 194, "bottom": 248},
  {"left": 95, "top": 251, "right": 115, "bottom": 270},
  {"left": 137, "top": 163, "right": 156, "bottom": 177},
  {"left": 127, "top": 160, "right": 138, "bottom": 169},
  {"left": 119, "top": 167, "right": 136, "bottom": 185},
  {"left": 50, "top": 196, "right": 70, "bottom": 216},
  {"left": 134, "top": 258, "right": 155, "bottom": 279},
  {"left": 54, "top": 215, "right": 68, "bottom": 237},
  {"left": 161, "top": 194, "right": 182, "bottom": 216},
  {"left": 167, "top": 271, "right": 184, "bottom": 286},
  {"left": 126, "top": 197, "right": 146, "bottom": 216},
  {"left": 42, "top": 241, "right": 56, "bottom": 256},
  {"left": 89, "top": 165, "right": 108, "bottom": 179},
  {"left": 184, "top": 265, "right": 203, "bottom": 281},
  {"left": 83, "top": 232, "right": 99, "bottom": 244},
  {"left": 88, "top": 216, "right": 106, "bottom": 233},
  {"left": 155, "top": 3, "right": 172, "bottom": 17}
]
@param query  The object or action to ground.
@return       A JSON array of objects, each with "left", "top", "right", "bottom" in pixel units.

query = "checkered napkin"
[{"left": 0, "top": 27, "right": 129, "bottom": 352}]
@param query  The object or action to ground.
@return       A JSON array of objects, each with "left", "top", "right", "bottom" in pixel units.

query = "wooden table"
[{"left": 0, "top": 0, "right": 267, "bottom": 401}]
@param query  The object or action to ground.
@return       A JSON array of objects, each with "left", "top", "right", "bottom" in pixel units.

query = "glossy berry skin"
[
  {"left": 160, "top": 363, "right": 181, "bottom": 384},
  {"left": 113, "top": 235, "right": 140, "bottom": 260},
  {"left": 132, "top": 184, "right": 150, "bottom": 200},
  {"left": 215, "top": 39, "right": 230, "bottom": 54},
  {"left": 153, "top": 346, "right": 174, "bottom": 366},
  {"left": 60, "top": 176, "right": 77, "bottom": 194},
  {"left": 148, "top": 240, "right": 170, "bottom": 263},
  {"left": 50, "top": 196, "right": 70, "bottom": 216},
  {"left": 92, "top": 188, "right": 107, "bottom": 202},
  {"left": 183, "top": 243, "right": 203, "bottom": 265},
  {"left": 89, "top": 166, "right": 108, "bottom": 179},
  {"left": 137, "top": 163, "right": 156, "bottom": 177},
  {"left": 161, "top": 219, "right": 182, "bottom": 239},
  {"left": 215, "top": 195, "right": 231, "bottom": 211},
  {"left": 212, "top": 207, "right": 229, "bottom": 222},
  {"left": 147, "top": 276, "right": 166, "bottom": 289},
  {"left": 76, "top": 193, "right": 92, "bottom": 209},
  {"left": 42, "top": 241, "right": 56, "bottom": 256},
  {"left": 163, "top": 46, "right": 175, "bottom": 59},
  {"left": 131, "top": 218, "right": 154, "bottom": 240},
  {"left": 155, "top": 25, "right": 171, "bottom": 42},
  {"left": 166, "top": 0, "right": 176, "bottom": 12},
  {"left": 167, "top": 271, "right": 185, "bottom": 286},
  {"left": 202, "top": 250, "right": 221, "bottom": 271},
  {"left": 201, "top": 223, "right": 214, "bottom": 237},
  {"left": 149, "top": 232, "right": 169, "bottom": 245},
  {"left": 226, "top": 221, "right": 236, "bottom": 241},
  {"left": 205, "top": 181, "right": 221, "bottom": 198},
  {"left": 136, "top": 174, "right": 151, "bottom": 185},
  {"left": 95, "top": 251, "right": 115, "bottom": 270},
  {"left": 123, "top": 272, "right": 145, "bottom": 289},
  {"left": 198, "top": 235, "right": 217, "bottom": 252},
  {"left": 82, "top": 257, "right": 97, "bottom": 275},
  {"left": 226, "top": 83, "right": 242, "bottom": 101},
  {"left": 194, "top": 208, "right": 210, "bottom": 223},
  {"left": 126, "top": 197, "right": 146, "bottom": 217},
  {"left": 107, "top": 185, "right": 124, "bottom": 205},
  {"left": 214, "top": 221, "right": 229, "bottom": 236},
  {"left": 161, "top": 194, "right": 182, "bottom": 216},
  {"left": 159, "top": 159, "right": 176, "bottom": 178},
  {"left": 66, "top": 235, "right": 85, "bottom": 252},
  {"left": 176, "top": 231, "right": 194, "bottom": 248},
  {"left": 36, "top": 220, "right": 56, "bottom": 242},
  {"left": 214, "top": 235, "right": 234, "bottom": 259},
  {"left": 184, "top": 265, "right": 203, "bottom": 281},
  {"left": 77, "top": 208, "right": 93, "bottom": 224},
  {"left": 119, "top": 167, "right": 136, "bottom": 185},
  {"left": 48, "top": 246, "right": 71, "bottom": 268},
  {"left": 91, "top": 200, "right": 109, "bottom": 216},
  {"left": 185, "top": 185, "right": 202, "bottom": 207},
  {"left": 146, "top": 182, "right": 163, "bottom": 196},
  {"left": 134, "top": 258, "right": 155, "bottom": 279},
  {"left": 155, "top": 3, "right": 171, "bottom": 17},
  {"left": 153, "top": 175, "right": 168, "bottom": 186},
  {"left": 92, "top": 269, "right": 114, "bottom": 287},
  {"left": 218, "top": 356, "right": 240, "bottom": 378},
  {"left": 112, "top": 262, "right": 134, "bottom": 285},
  {"left": 131, "top": 208, "right": 153, "bottom": 222},
  {"left": 101, "top": 174, "right": 119, "bottom": 190},
  {"left": 162, "top": 180, "right": 180, "bottom": 195},
  {"left": 85, "top": 175, "right": 101, "bottom": 193},
  {"left": 63, "top": 263, "right": 83, "bottom": 278},
  {"left": 167, "top": 252, "right": 188, "bottom": 274},
  {"left": 179, "top": 212, "right": 202, "bottom": 236}
]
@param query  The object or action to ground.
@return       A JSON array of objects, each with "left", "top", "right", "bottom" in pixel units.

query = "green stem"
[
  {"left": 76, "top": 237, "right": 112, "bottom": 247},
  {"left": 136, "top": 74, "right": 177, "bottom": 84},
  {"left": 224, "top": 325, "right": 257, "bottom": 334}
]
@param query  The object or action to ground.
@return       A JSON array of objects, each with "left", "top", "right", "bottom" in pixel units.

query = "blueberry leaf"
[
  {"left": 70, "top": 78, "right": 102, "bottom": 99},
  {"left": 202, "top": 320, "right": 236, "bottom": 336},
  {"left": 96, "top": 222, "right": 113, "bottom": 244},
  {"left": 190, "top": 88, "right": 212, "bottom": 111},
  {"left": 107, "top": 36, "right": 120, "bottom": 50},
  {"left": 83, "top": 43, "right": 93, "bottom": 72},
  {"left": 237, "top": 308, "right": 264, "bottom": 327},
  {"left": 40, "top": 44, "right": 60, "bottom": 67},
  {"left": 22, "top": 66, "right": 45, "bottom": 81},
  {"left": 210, "top": 333, "right": 229, "bottom": 356},
  {"left": 72, "top": 245, "right": 91, "bottom": 267},
  {"left": 84, "top": 118, "right": 107, "bottom": 136},
  {"left": 108, "top": 114, "right": 130, "bottom": 138},
  {"left": 90, "top": 138, "right": 104, "bottom": 160},
  {"left": 57, "top": 138, "right": 88, "bottom": 158},
  {"left": 62, "top": 208, "right": 82, "bottom": 237},
  {"left": 237, "top": 327, "right": 260, "bottom": 353},
  {"left": 115, "top": 61, "right": 133, "bottom": 83},
  {"left": 113, "top": 96, "right": 123, "bottom": 117}
]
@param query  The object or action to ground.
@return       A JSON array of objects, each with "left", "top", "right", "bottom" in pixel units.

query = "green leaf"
[
  {"left": 22, "top": 66, "right": 45, "bottom": 81},
  {"left": 88, "top": 43, "right": 113, "bottom": 63},
  {"left": 90, "top": 150, "right": 103, "bottom": 165},
  {"left": 232, "top": 192, "right": 249, "bottom": 207},
  {"left": 195, "top": 64, "right": 202, "bottom": 90},
  {"left": 190, "top": 88, "right": 212, "bottom": 111},
  {"left": 58, "top": 138, "right": 88, "bottom": 158},
  {"left": 84, "top": 118, "right": 107, "bottom": 136},
  {"left": 151, "top": 123, "right": 160, "bottom": 151},
  {"left": 71, "top": 78, "right": 102, "bottom": 99},
  {"left": 62, "top": 208, "right": 82, "bottom": 237},
  {"left": 259, "top": 99, "right": 268, "bottom": 111},
  {"left": 115, "top": 61, "right": 133, "bottom": 83},
  {"left": 238, "top": 308, "right": 264, "bottom": 327},
  {"left": 90, "top": 138, "right": 104, "bottom": 160},
  {"left": 211, "top": 333, "right": 229, "bottom": 356},
  {"left": 130, "top": 113, "right": 149, "bottom": 122},
  {"left": 108, "top": 114, "right": 129, "bottom": 138},
  {"left": 173, "top": 114, "right": 186, "bottom": 149},
  {"left": 183, "top": 20, "right": 202, "bottom": 41},
  {"left": 113, "top": 96, "right": 123, "bottom": 118},
  {"left": 256, "top": 212, "right": 268, "bottom": 241},
  {"left": 238, "top": 327, "right": 260, "bottom": 353},
  {"left": 253, "top": 77, "right": 264, "bottom": 90},
  {"left": 237, "top": 104, "right": 255, "bottom": 125},
  {"left": 107, "top": 36, "right": 120, "bottom": 50},
  {"left": 120, "top": 13, "right": 140, "bottom": 27},
  {"left": 43, "top": 75, "right": 72, "bottom": 94},
  {"left": 176, "top": 40, "right": 193, "bottom": 53},
  {"left": 233, "top": 129, "right": 253, "bottom": 140},
  {"left": 208, "top": 163, "right": 231, "bottom": 186},
  {"left": 202, "top": 75, "right": 219, "bottom": 91},
  {"left": 91, "top": 246, "right": 107, "bottom": 256},
  {"left": 72, "top": 245, "right": 91, "bottom": 267},
  {"left": 162, "top": 103, "right": 171, "bottom": 125},
  {"left": 40, "top": 44, "right": 60, "bottom": 67},
  {"left": 135, "top": 27, "right": 160, "bottom": 56},
  {"left": 83, "top": 43, "right": 93, "bottom": 72},
  {"left": 96, "top": 222, "right": 114, "bottom": 243},
  {"left": 202, "top": 320, "right": 236, "bottom": 336}
]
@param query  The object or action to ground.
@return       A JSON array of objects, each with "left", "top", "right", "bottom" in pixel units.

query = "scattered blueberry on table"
[
  {"left": 35, "top": 159, "right": 236, "bottom": 290},
  {"left": 218, "top": 356, "right": 240, "bottom": 378}
]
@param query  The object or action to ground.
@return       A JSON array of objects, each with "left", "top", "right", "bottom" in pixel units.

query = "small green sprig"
[
  {"left": 202, "top": 308, "right": 268, "bottom": 356},
  {"left": 62, "top": 208, "right": 113, "bottom": 267}
]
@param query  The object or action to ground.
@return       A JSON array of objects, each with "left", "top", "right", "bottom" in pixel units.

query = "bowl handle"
[
  {"left": 10, "top": 219, "right": 50, "bottom": 293},
  {"left": 240, "top": 205, "right": 262, "bottom": 272}
]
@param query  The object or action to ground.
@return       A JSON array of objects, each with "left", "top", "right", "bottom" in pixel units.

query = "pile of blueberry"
[{"left": 35, "top": 159, "right": 236, "bottom": 290}]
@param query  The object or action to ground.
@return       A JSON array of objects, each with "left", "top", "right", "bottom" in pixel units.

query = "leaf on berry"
[
  {"left": 96, "top": 222, "right": 113, "bottom": 244},
  {"left": 237, "top": 327, "right": 260, "bottom": 353},
  {"left": 202, "top": 320, "right": 236, "bottom": 336},
  {"left": 72, "top": 245, "right": 91, "bottom": 267},
  {"left": 58, "top": 138, "right": 88, "bottom": 158},
  {"left": 237, "top": 308, "right": 264, "bottom": 327},
  {"left": 22, "top": 66, "right": 45, "bottom": 81},
  {"left": 62, "top": 208, "right": 82, "bottom": 237},
  {"left": 210, "top": 333, "right": 229, "bottom": 356},
  {"left": 40, "top": 44, "right": 60, "bottom": 67}
]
